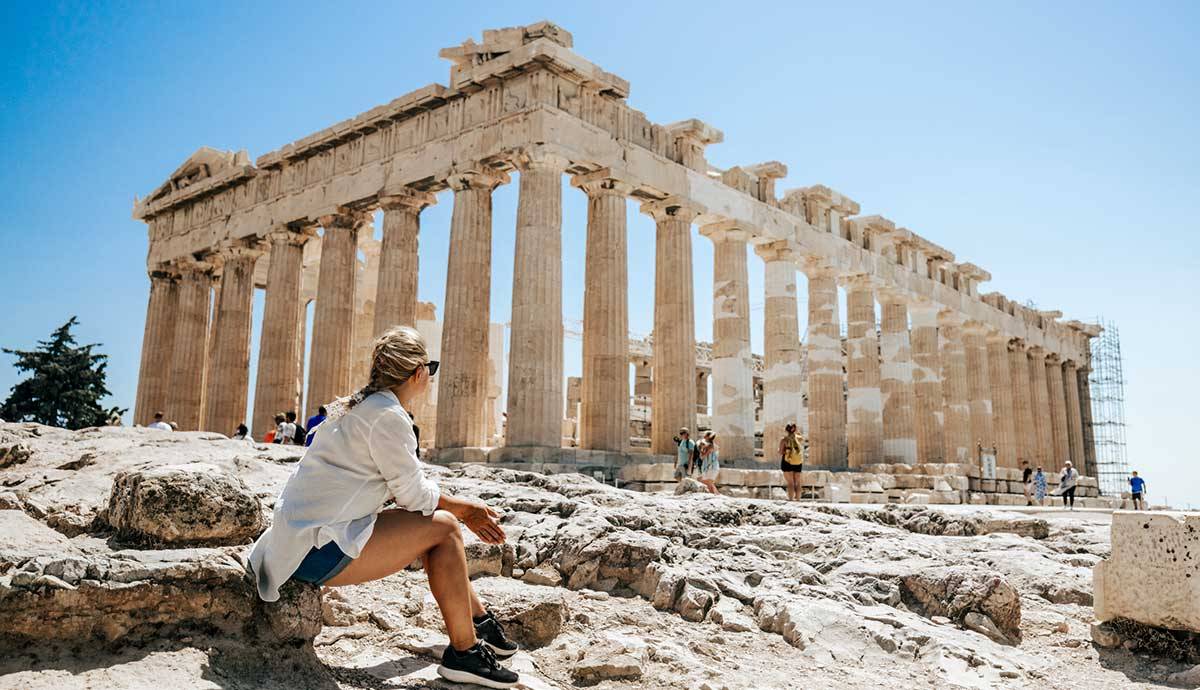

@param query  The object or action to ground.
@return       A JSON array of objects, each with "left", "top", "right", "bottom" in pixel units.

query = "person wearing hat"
[
  {"left": 672, "top": 428, "right": 696, "bottom": 481},
  {"left": 1059, "top": 461, "right": 1078, "bottom": 510}
]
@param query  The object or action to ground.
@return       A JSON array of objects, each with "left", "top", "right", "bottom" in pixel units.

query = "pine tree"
[{"left": 1, "top": 317, "right": 125, "bottom": 429}]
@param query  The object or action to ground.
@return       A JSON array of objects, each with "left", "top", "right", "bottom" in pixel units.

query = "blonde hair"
[{"left": 325, "top": 326, "right": 428, "bottom": 421}]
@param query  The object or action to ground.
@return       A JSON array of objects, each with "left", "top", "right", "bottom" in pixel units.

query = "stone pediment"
[{"left": 133, "top": 147, "right": 251, "bottom": 219}]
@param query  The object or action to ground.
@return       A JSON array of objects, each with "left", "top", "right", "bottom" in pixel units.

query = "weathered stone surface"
[
  {"left": 1096, "top": 511, "right": 1200, "bottom": 633},
  {"left": 900, "top": 566, "right": 1022, "bottom": 644},
  {"left": 107, "top": 462, "right": 264, "bottom": 546}
]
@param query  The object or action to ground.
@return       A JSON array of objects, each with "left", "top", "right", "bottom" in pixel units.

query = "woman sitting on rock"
[{"left": 249, "top": 326, "right": 520, "bottom": 689}]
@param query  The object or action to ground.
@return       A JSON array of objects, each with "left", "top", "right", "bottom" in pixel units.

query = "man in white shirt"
[{"left": 148, "top": 412, "right": 172, "bottom": 432}]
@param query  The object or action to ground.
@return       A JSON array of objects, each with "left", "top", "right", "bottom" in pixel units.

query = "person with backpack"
[
  {"left": 673, "top": 428, "right": 696, "bottom": 480},
  {"left": 779, "top": 423, "right": 805, "bottom": 501},
  {"left": 287, "top": 410, "right": 305, "bottom": 445},
  {"left": 697, "top": 431, "right": 720, "bottom": 494}
]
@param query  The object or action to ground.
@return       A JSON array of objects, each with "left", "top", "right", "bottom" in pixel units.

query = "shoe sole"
[
  {"left": 482, "top": 640, "right": 518, "bottom": 658},
  {"left": 436, "top": 665, "right": 518, "bottom": 688}
]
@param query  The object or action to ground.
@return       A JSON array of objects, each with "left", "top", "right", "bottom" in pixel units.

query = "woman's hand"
[{"left": 439, "top": 495, "right": 506, "bottom": 544}]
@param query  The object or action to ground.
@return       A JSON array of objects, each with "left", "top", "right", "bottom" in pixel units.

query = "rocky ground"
[{"left": 0, "top": 422, "right": 1193, "bottom": 689}]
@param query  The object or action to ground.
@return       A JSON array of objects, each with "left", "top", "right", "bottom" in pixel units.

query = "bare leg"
[{"left": 323, "top": 509, "right": 479, "bottom": 651}]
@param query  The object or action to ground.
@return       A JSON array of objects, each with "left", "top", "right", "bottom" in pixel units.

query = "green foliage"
[{"left": 1, "top": 317, "right": 125, "bottom": 429}]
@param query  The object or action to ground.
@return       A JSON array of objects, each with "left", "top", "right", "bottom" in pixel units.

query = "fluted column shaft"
[
  {"left": 705, "top": 226, "right": 755, "bottom": 461},
  {"left": 307, "top": 213, "right": 364, "bottom": 419},
  {"left": 845, "top": 277, "right": 882, "bottom": 468},
  {"left": 204, "top": 243, "right": 263, "bottom": 434},
  {"left": 644, "top": 198, "right": 701, "bottom": 455},
  {"left": 1027, "top": 347, "right": 1053, "bottom": 467},
  {"left": 939, "top": 313, "right": 972, "bottom": 463},
  {"left": 1008, "top": 341, "right": 1035, "bottom": 466},
  {"left": 986, "top": 335, "right": 1017, "bottom": 468},
  {"left": 1045, "top": 354, "right": 1070, "bottom": 470},
  {"left": 1078, "top": 368, "right": 1096, "bottom": 473},
  {"left": 134, "top": 270, "right": 179, "bottom": 425},
  {"left": 805, "top": 261, "right": 846, "bottom": 469},
  {"left": 375, "top": 190, "right": 436, "bottom": 336},
  {"left": 351, "top": 233, "right": 381, "bottom": 389},
  {"left": 165, "top": 261, "right": 214, "bottom": 430},
  {"left": 506, "top": 154, "right": 565, "bottom": 447},
  {"left": 962, "top": 322, "right": 994, "bottom": 453},
  {"left": 436, "top": 171, "right": 508, "bottom": 448},
  {"left": 758, "top": 246, "right": 802, "bottom": 451},
  {"left": 252, "top": 228, "right": 310, "bottom": 437},
  {"left": 910, "top": 303, "right": 944, "bottom": 462},
  {"left": 1063, "top": 360, "right": 1086, "bottom": 473},
  {"left": 879, "top": 291, "right": 917, "bottom": 464}
]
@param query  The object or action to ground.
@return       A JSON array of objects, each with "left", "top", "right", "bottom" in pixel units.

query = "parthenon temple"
[{"left": 131, "top": 21, "right": 1102, "bottom": 500}]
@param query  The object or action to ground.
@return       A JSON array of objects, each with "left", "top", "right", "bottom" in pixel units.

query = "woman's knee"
[{"left": 431, "top": 509, "right": 462, "bottom": 541}]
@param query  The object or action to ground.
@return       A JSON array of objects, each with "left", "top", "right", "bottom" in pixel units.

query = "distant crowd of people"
[
  {"left": 673, "top": 422, "right": 809, "bottom": 501},
  {"left": 143, "top": 407, "right": 330, "bottom": 448}
]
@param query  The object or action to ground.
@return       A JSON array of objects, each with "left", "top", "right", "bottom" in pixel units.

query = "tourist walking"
[
  {"left": 673, "top": 428, "right": 696, "bottom": 480},
  {"left": 1059, "top": 461, "right": 1078, "bottom": 510},
  {"left": 148, "top": 411, "right": 172, "bottom": 432},
  {"left": 305, "top": 406, "right": 327, "bottom": 447},
  {"left": 779, "top": 423, "right": 805, "bottom": 501},
  {"left": 1129, "top": 471, "right": 1147, "bottom": 510},
  {"left": 697, "top": 431, "right": 720, "bottom": 495},
  {"left": 1022, "top": 461, "right": 1034, "bottom": 506},
  {"left": 232, "top": 423, "right": 250, "bottom": 441},
  {"left": 249, "top": 326, "right": 520, "bottom": 688},
  {"left": 1034, "top": 466, "right": 1047, "bottom": 506}
]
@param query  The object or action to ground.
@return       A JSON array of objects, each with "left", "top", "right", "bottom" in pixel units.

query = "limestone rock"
[
  {"left": 474, "top": 577, "right": 568, "bottom": 647},
  {"left": 900, "top": 566, "right": 1022, "bottom": 644},
  {"left": 106, "top": 462, "right": 264, "bottom": 546},
  {"left": 674, "top": 477, "right": 707, "bottom": 495},
  {"left": 571, "top": 638, "right": 645, "bottom": 684}
]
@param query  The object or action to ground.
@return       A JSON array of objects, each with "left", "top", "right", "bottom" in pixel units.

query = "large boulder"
[
  {"left": 900, "top": 566, "right": 1022, "bottom": 644},
  {"left": 106, "top": 462, "right": 264, "bottom": 546}
]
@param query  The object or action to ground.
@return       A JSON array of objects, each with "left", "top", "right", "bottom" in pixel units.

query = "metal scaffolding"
[{"left": 1089, "top": 319, "right": 1129, "bottom": 495}]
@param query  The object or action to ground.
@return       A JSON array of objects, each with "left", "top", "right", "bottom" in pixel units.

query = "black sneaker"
[
  {"left": 437, "top": 642, "right": 518, "bottom": 689},
  {"left": 474, "top": 610, "right": 519, "bottom": 658}
]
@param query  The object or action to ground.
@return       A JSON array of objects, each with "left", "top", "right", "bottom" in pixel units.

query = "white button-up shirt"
[{"left": 248, "top": 390, "right": 440, "bottom": 601}]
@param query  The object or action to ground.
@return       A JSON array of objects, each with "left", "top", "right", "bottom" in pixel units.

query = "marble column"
[
  {"left": 1045, "top": 353, "right": 1071, "bottom": 470},
  {"left": 374, "top": 189, "right": 436, "bottom": 336},
  {"left": 986, "top": 334, "right": 1018, "bottom": 469},
  {"left": 307, "top": 212, "right": 365, "bottom": 419},
  {"left": 436, "top": 170, "right": 508, "bottom": 449},
  {"left": 803, "top": 259, "right": 846, "bottom": 470},
  {"left": 756, "top": 243, "right": 802, "bottom": 451},
  {"left": 252, "top": 226, "right": 311, "bottom": 438},
  {"left": 695, "top": 370, "right": 710, "bottom": 415},
  {"left": 1008, "top": 340, "right": 1035, "bottom": 467},
  {"left": 1078, "top": 366, "right": 1096, "bottom": 474},
  {"left": 506, "top": 152, "right": 565, "bottom": 448},
  {"left": 879, "top": 289, "right": 917, "bottom": 464},
  {"left": 844, "top": 275, "right": 882, "bottom": 468},
  {"left": 1027, "top": 346, "right": 1053, "bottom": 467},
  {"left": 134, "top": 269, "right": 179, "bottom": 425},
  {"left": 643, "top": 197, "right": 702, "bottom": 455},
  {"left": 165, "top": 259, "right": 213, "bottom": 430},
  {"left": 962, "top": 321, "right": 995, "bottom": 454},
  {"left": 938, "top": 312, "right": 972, "bottom": 463},
  {"left": 204, "top": 241, "right": 263, "bottom": 435},
  {"left": 574, "top": 172, "right": 632, "bottom": 452},
  {"left": 1063, "top": 359, "right": 1086, "bottom": 473},
  {"left": 910, "top": 301, "right": 944, "bottom": 463},
  {"left": 702, "top": 224, "right": 755, "bottom": 462},
  {"left": 351, "top": 232, "right": 381, "bottom": 388}
]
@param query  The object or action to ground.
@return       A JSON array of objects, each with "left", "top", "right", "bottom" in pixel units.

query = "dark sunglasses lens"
[{"left": 427, "top": 361, "right": 439, "bottom": 376}]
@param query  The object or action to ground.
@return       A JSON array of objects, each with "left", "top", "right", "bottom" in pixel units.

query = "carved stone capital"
[
  {"left": 571, "top": 168, "right": 635, "bottom": 198},
  {"left": 265, "top": 223, "right": 318, "bottom": 247},
  {"left": 1044, "top": 352, "right": 1062, "bottom": 365},
  {"left": 640, "top": 196, "right": 703, "bottom": 223},
  {"left": 1027, "top": 345, "right": 1047, "bottom": 359},
  {"left": 318, "top": 211, "right": 370, "bottom": 231},
  {"left": 837, "top": 272, "right": 878, "bottom": 292},
  {"left": 753, "top": 240, "right": 799, "bottom": 263},
  {"left": 1007, "top": 338, "right": 1028, "bottom": 353},
  {"left": 698, "top": 220, "right": 753, "bottom": 243},
  {"left": 798, "top": 255, "right": 838, "bottom": 279},
  {"left": 961, "top": 320, "right": 992, "bottom": 337},
  {"left": 169, "top": 256, "right": 215, "bottom": 279},
  {"left": 877, "top": 287, "right": 910, "bottom": 306},
  {"left": 512, "top": 146, "right": 570, "bottom": 173},
  {"left": 936, "top": 309, "right": 966, "bottom": 327},
  {"left": 447, "top": 168, "right": 509, "bottom": 192},
  {"left": 378, "top": 187, "right": 437, "bottom": 212}
]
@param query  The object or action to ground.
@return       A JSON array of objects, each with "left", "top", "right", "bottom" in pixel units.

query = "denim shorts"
[{"left": 291, "top": 540, "right": 353, "bottom": 586}]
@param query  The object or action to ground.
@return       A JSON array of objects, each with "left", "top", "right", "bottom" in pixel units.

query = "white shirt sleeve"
[{"left": 367, "top": 409, "right": 440, "bottom": 515}]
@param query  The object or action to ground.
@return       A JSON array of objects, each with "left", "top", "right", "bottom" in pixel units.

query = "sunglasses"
[{"left": 425, "top": 360, "right": 440, "bottom": 376}]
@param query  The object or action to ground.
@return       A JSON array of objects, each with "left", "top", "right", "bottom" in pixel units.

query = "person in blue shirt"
[
  {"left": 1129, "top": 471, "right": 1147, "bottom": 510},
  {"left": 304, "top": 406, "right": 327, "bottom": 447},
  {"left": 673, "top": 428, "right": 696, "bottom": 480}
]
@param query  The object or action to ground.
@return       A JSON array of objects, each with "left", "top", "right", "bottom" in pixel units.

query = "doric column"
[
  {"left": 252, "top": 226, "right": 313, "bottom": 438},
  {"left": 642, "top": 197, "right": 703, "bottom": 455},
  {"left": 910, "top": 300, "right": 944, "bottom": 462},
  {"left": 1078, "top": 366, "right": 1096, "bottom": 473},
  {"left": 307, "top": 212, "right": 366, "bottom": 419},
  {"left": 803, "top": 259, "right": 846, "bottom": 470},
  {"left": 757, "top": 243, "right": 803, "bottom": 450},
  {"left": 878, "top": 289, "right": 917, "bottom": 464},
  {"left": 574, "top": 172, "right": 632, "bottom": 452},
  {"left": 134, "top": 268, "right": 179, "bottom": 425},
  {"left": 701, "top": 223, "right": 755, "bottom": 461},
  {"left": 1008, "top": 340, "right": 1035, "bottom": 466},
  {"left": 204, "top": 240, "right": 264, "bottom": 435},
  {"left": 374, "top": 189, "right": 436, "bottom": 335},
  {"left": 938, "top": 311, "right": 972, "bottom": 463},
  {"left": 986, "top": 333, "right": 1018, "bottom": 468},
  {"left": 436, "top": 169, "right": 508, "bottom": 448},
  {"left": 1027, "top": 346, "right": 1053, "bottom": 467},
  {"left": 1063, "top": 359, "right": 1086, "bottom": 473},
  {"left": 843, "top": 274, "right": 882, "bottom": 468},
  {"left": 962, "top": 321, "right": 995, "bottom": 453},
  {"left": 1045, "top": 353, "right": 1070, "bottom": 470},
  {"left": 351, "top": 231, "right": 381, "bottom": 388},
  {"left": 506, "top": 151, "right": 566, "bottom": 448},
  {"left": 165, "top": 259, "right": 214, "bottom": 431}
]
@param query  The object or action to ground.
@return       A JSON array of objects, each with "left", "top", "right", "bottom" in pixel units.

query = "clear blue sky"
[{"left": 1, "top": 2, "right": 1196, "bottom": 503}]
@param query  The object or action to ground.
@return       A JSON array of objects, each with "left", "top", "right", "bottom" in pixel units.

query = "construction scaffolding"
[{"left": 1089, "top": 319, "right": 1129, "bottom": 495}]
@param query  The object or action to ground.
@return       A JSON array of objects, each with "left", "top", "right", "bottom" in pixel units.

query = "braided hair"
[{"left": 324, "top": 325, "right": 428, "bottom": 422}]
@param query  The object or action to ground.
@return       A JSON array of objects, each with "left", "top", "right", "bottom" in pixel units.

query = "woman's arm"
[{"left": 438, "top": 493, "right": 506, "bottom": 545}]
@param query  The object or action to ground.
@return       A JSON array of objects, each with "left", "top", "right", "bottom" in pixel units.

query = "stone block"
[
  {"left": 893, "top": 474, "right": 934, "bottom": 489},
  {"left": 618, "top": 463, "right": 676, "bottom": 483},
  {"left": 799, "top": 470, "right": 831, "bottom": 487},
  {"left": 851, "top": 475, "right": 885, "bottom": 493},
  {"left": 430, "top": 447, "right": 488, "bottom": 464},
  {"left": 902, "top": 490, "right": 931, "bottom": 505},
  {"left": 980, "top": 479, "right": 997, "bottom": 493},
  {"left": 850, "top": 493, "right": 887, "bottom": 504},
  {"left": 996, "top": 494, "right": 1027, "bottom": 506},
  {"left": 107, "top": 463, "right": 263, "bottom": 546},
  {"left": 968, "top": 493, "right": 987, "bottom": 505},
  {"left": 1095, "top": 512, "right": 1200, "bottom": 632}
]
